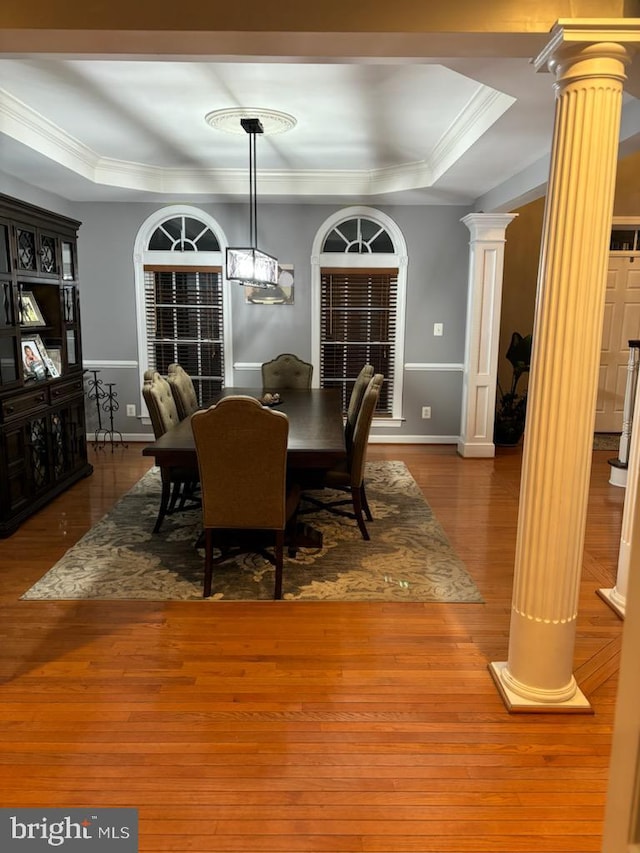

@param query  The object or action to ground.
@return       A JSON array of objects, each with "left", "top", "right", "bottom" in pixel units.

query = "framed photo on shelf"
[
  {"left": 245, "top": 264, "right": 294, "bottom": 305},
  {"left": 22, "top": 334, "right": 58, "bottom": 381},
  {"left": 47, "top": 346, "right": 62, "bottom": 377},
  {"left": 20, "top": 291, "right": 45, "bottom": 327}
]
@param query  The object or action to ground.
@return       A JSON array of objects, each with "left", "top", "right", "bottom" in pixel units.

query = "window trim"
[
  {"left": 311, "top": 206, "right": 407, "bottom": 422},
  {"left": 133, "top": 205, "right": 233, "bottom": 416}
]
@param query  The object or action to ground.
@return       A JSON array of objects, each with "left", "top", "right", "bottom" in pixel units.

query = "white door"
[{"left": 595, "top": 255, "right": 640, "bottom": 432}]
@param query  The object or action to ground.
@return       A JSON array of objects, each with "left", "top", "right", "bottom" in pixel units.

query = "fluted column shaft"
[{"left": 491, "top": 32, "right": 631, "bottom": 709}]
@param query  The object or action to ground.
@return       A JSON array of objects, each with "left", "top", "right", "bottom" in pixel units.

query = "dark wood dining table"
[
  {"left": 142, "top": 387, "right": 346, "bottom": 549},
  {"left": 142, "top": 387, "right": 346, "bottom": 474}
]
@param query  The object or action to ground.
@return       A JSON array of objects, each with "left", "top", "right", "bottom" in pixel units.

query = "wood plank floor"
[{"left": 0, "top": 443, "right": 625, "bottom": 852}]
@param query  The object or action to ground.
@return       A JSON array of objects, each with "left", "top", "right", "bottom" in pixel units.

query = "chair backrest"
[
  {"left": 261, "top": 353, "right": 313, "bottom": 390},
  {"left": 142, "top": 369, "right": 181, "bottom": 439},
  {"left": 349, "top": 374, "right": 383, "bottom": 487},
  {"left": 345, "top": 363, "right": 374, "bottom": 449},
  {"left": 191, "top": 396, "right": 290, "bottom": 531},
  {"left": 167, "top": 363, "right": 199, "bottom": 421}
]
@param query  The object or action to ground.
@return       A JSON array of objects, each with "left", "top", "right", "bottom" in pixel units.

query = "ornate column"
[
  {"left": 490, "top": 22, "right": 636, "bottom": 711},
  {"left": 458, "top": 213, "right": 517, "bottom": 459}
]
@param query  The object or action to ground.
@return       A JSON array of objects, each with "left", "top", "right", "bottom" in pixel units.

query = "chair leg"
[
  {"left": 274, "top": 530, "right": 284, "bottom": 600},
  {"left": 286, "top": 506, "right": 299, "bottom": 558},
  {"left": 167, "top": 481, "right": 182, "bottom": 513},
  {"left": 351, "top": 487, "right": 370, "bottom": 541},
  {"left": 203, "top": 529, "right": 213, "bottom": 598},
  {"left": 153, "top": 475, "right": 172, "bottom": 533},
  {"left": 361, "top": 483, "right": 373, "bottom": 522},
  {"left": 178, "top": 479, "right": 200, "bottom": 511}
]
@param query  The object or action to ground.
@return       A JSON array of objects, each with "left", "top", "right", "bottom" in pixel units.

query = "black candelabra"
[{"left": 86, "top": 370, "right": 127, "bottom": 451}]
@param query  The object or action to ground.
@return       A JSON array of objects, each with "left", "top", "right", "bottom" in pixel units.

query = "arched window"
[
  {"left": 134, "top": 206, "right": 232, "bottom": 408},
  {"left": 311, "top": 208, "right": 407, "bottom": 423},
  {"left": 322, "top": 216, "right": 395, "bottom": 254}
]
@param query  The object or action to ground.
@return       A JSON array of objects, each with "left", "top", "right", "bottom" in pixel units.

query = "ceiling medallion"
[{"left": 205, "top": 108, "right": 297, "bottom": 136}]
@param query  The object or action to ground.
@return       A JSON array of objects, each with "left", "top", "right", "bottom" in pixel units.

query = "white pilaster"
[
  {"left": 458, "top": 214, "right": 516, "bottom": 458},
  {"left": 599, "top": 360, "right": 640, "bottom": 619},
  {"left": 608, "top": 341, "right": 639, "bottom": 487},
  {"left": 491, "top": 24, "right": 634, "bottom": 711}
]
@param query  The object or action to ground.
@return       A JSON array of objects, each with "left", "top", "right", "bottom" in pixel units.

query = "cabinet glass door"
[
  {"left": 63, "top": 284, "right": 79, "bottom": 366},
  {"left": 0, "top": 224, "right": 9, "bottom": 274},
  {"left": 0, "top": 279, "right": 19, "bottom": 386},
  {"left": 61, "top": 242, "right": 75, "bottom": 280},
  {"left": 16, "top": 227, "right": 37, "bottom": 272},
  {"left": 38, "top": 233, "right": 58, "bottom": 275},
  {"left": 0, "top": 336, "right": 19, "bottom": 386}
]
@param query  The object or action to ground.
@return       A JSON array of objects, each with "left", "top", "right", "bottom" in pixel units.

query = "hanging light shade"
[{"left": 226, "top": 118, "right": 278, "bottom": 289}]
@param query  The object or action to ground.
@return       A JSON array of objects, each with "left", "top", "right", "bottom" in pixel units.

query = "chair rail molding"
[
  {"left": 83, "top": 360, "right": 138, "bottom": 369},
  {"left": 405, "top": 362, "right": 464, "bottom": 372}
]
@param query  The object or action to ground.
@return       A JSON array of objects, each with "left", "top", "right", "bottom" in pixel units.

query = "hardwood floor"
[{"left": 0, "top": 443, "right": 625, "bottom": 852}]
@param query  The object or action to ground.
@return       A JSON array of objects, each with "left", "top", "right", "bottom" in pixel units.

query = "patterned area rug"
[
  {"left": 21, "top": 461, "right": 482, "bottom": 603},
  {"left": 593, "top": 432, "right": 621, "bottom": 451}
]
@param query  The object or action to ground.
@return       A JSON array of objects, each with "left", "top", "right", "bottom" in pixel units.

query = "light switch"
[{"left": 433, "top": 322, "right": 443, "bottom": 336}]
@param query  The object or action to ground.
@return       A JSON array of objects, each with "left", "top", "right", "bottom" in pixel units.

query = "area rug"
[
  {"left": 593, "top": 432, "right": 621, "bottom": 451},
  {"left": 21, "top": 461, "right": 482, "bottom": 603}
]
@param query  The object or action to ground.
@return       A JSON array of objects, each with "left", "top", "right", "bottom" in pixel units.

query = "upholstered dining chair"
[
  {"left": 142, "top": 369, "right": 199, "bottom": 533},
  {"left": 261, "top": 353, "right": 313, "bottom": 390},
  {"left": 302, "top": 373, "right": 383, "bottom": 540},
  {"left": 191, "top": 396, "right": 301, "bottom": 599},
  {"left": 167, "top": 363, "right": 199, "bottom": 421},
  {"left": 345, "top": 363, "right": 374, "bottom": 453}
]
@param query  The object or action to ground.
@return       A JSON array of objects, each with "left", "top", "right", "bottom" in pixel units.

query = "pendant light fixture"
[{"left": 226, "top": 117, "right": 278, "bottom": 289}]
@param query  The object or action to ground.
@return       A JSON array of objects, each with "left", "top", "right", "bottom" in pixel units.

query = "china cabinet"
[{"left": 0, "top": 194, "right": 92, "bottom": 537}]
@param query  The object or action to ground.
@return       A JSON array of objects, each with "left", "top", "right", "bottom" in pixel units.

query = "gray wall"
[
  {"left": 5, "top": 186, "right": 472, "bottom": 441},
  {"left": 2, "top": 172, "right": 77, "bottom": 220}
]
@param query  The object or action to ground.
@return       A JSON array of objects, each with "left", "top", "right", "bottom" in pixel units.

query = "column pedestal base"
[
  {"left": 456, "top": 440, "right": 495, "bottom": 458},
  {"left": 488, "top": 662, "right": 592, "bottom": 713},
  {"left": 607, "top": 459, "right": 627, "bottom": 488},
  {"left": 596, "top": 587, "right": 626, "bottom": 620}
]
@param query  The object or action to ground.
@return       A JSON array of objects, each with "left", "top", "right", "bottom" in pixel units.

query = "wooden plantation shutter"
[
  {"left": 320, "top": 268, "right": 397, "bottom": 414},
  {"left": 144, "top": 266, "right": 224, "bottom": 402}
]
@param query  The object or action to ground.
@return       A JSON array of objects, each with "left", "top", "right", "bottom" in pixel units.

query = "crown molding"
[{"left": 1, "top": 82, "right": 511, "bottom": 199}]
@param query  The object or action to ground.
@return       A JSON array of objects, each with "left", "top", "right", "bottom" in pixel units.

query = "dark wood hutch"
[{"left": 0, "top": 194, "right": 92, "bottom": 537}]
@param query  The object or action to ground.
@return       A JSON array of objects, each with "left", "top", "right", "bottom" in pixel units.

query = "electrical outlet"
[
  {"left": 126, "top": 404, "right": 136, "bottom": 417},
  {"left": 433, "top": 322, "right": 443, "bottom": 336},
  {"left": 422, "top": 406, "right": 431, "bottom": 419}
]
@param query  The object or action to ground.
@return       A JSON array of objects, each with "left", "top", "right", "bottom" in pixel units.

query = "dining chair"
[
  {"left": 167, "top": 363, "right": 199, "bottom": 421},
  {"left": 302, "top": 373, "right": 383, "bottom": 540},
  {"left": 191, "top": 395, "right": 301, "bottom": 599},
  {"left": 345, "top": 363, "right": 374, "bottom": 453},
  {"left": 261, "top": 353, "right": 313, "bottom": 390},
  {"left": 142, "top": 369, "right": 200, "bottom": 533}
]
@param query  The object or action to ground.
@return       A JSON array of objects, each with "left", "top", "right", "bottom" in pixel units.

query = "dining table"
[{"left": 142, "top": 387, "right": 347, "bottom": 547}]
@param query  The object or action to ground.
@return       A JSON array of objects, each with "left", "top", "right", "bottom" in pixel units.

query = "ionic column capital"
[{"left": 534, "top": 19, "right": 639, "bottom": 80}]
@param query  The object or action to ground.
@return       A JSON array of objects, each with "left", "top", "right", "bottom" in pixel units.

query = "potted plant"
[{"left": 494, "top": 331, "right": 532, "bottom": 446}]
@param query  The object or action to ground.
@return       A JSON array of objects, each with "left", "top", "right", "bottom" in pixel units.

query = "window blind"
[
  {"left": 320, "top": 269, "right": 397, "bottom": 414},
  {"left": 144, "top": 267, "right": 224, "bottom": 403}
]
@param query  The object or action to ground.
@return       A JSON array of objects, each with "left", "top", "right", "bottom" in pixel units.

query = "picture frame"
[
  {"left": 245, "top": 264, "right": 294, "bottom": 305},
  {"left": 22, "top": 334, "right": 56, "bottom": 381},
  {"left": 20, "top": 291, "right": 46, "bottom": 327},
  {"left": 47, "top": 346, "right": 62, "bottom": 377}
]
